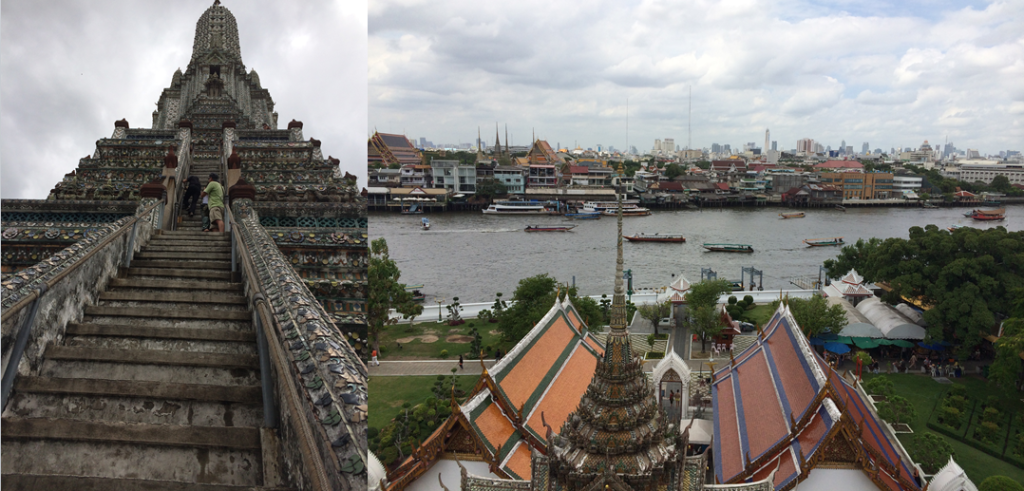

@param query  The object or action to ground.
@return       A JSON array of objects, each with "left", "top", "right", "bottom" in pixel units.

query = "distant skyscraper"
[
  {"left": 711, "top": 143, "right": 721, "bottom": 153},
  {"left": 765, "top": 129, "right": 770, "bottom": 158},
  {"left": 797, "top": 138, "right": 814, "bottom": 153},
  {"left": 862, "top": 142, "right": 869, "bottom": 154},
  {"left": 771, "top": 141, "right": 777, "bottom": 151},
  {"left": 420, "top": 137, "right": 427, "bottom": 148},
  {"left": 663, "top": 138, "right": 675, "bottom": 154},
  {"left": 840, "top": 140, "right": 846, "bottom": 153},
  {"left": 654, "top": 139, "right": 661, "bottom": 153},
  {"left": 723, "top": 144, "right": 732, "bottom": 154}
]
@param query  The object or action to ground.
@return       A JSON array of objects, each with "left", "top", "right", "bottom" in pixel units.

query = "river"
[{"left": 369, "top": 205, "right": 1023, "bottom": 304}]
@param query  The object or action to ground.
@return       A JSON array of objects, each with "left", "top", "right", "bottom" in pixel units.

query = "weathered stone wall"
[{"left": 0, "top": 199, "right": 160, "bottom": 387}]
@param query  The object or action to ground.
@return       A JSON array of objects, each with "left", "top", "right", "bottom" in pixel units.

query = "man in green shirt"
[{"left": 200, "top": 173, "right": 225, "bottom": 232}]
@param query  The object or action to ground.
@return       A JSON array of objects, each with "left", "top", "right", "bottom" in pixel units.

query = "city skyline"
[
  {"left": 0, "top": 0, "right": 367, "bottom": 200},
  {"left": 370, "top": 0, "right": 1022, "bottom": 158}
]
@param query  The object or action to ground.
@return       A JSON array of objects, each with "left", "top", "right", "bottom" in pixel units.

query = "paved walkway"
[{"left": 369, "top": 360, "right": 497, "bottom": 376}]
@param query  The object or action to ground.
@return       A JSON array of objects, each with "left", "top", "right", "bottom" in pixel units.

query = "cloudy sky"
[
  {"left": 1, "top": 0, "right": 367, "bottom": 200},
  {"left": 370, "top": 0, "right": 1022, "bottom": 156}
]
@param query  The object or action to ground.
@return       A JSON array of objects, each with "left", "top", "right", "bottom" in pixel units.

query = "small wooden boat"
[
  {"left": 601, "top": 208, "right": 652, "bottom": 217},
  {"left": 922, "top": 203, "right": 939, "bottom": 209},
  {"left": 421, "top": 217, "right": 431, "bottom": 230},
  {"left": 969, "top": 208, "right": 1005, "bottom": 221},
  {"left": 947, "top": 225, "right": 965, "bottom": 232},
  {"left": 565, "top": 212, "right": 601, "bottom": 220},
  {"left": 804, "top": 237, "right": 844, "bottom": 247},
  {"left": 835, "top": 205, "right": 846, "bottom": 212},
  {"left": 779, "top": 212, "right": 805, "bottom": 219},
  {"left": 525, "top": 224, "right": 577, "bottom": 232},
  {"left": 624, "top": 233, "right": 685, "bottom": 243},
  {"left": 702, "top": 243, "right": 754, "bottom": 253},
  {"left": 401, "top": 204, "right": 424, "bottom": 215}
]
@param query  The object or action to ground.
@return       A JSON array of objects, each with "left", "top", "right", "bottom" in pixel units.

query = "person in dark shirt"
[{"left": 181, "top": 175, "right": 202, "bottom": 217}]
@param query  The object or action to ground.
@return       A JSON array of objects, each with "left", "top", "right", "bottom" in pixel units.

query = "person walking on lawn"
[{"left": 200, "top": 173, "right": 224, "bottom": 233}]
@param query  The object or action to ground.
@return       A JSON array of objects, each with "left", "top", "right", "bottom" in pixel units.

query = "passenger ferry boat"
[
  {"left": 582, "top": 200, "right": 651, "bottom": 217},
  {"left": 482, "top": 200, "right": 552, "bottom": 215}
]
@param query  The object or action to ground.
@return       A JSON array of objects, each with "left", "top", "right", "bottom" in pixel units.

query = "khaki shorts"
[{"left": 209, "top": 206, "right": 224, "bottom": 223}]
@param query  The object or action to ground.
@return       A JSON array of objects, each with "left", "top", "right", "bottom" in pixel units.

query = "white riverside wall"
[{"left": 388, "top": 289, "right": 817, "bottom": 322}]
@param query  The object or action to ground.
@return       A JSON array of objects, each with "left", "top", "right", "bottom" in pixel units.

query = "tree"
[
  {"left": 989, "top": 288, "right": 1024, "bottom": 392},
  {"left": 637, "top": 300, "right": 671, "bottom": 336},
  {"left": 980, "top": 476, "right": 1024, "bottom": 491},
  {"left": 497, "top": 275, "right": 559, "bottom": 341},
  {"left": 685, "top": 280, "right": 733, "bottom": 353},
  {"left": 990, "top": 175, "right": 1012, "bottom": 193},
  {"left": 785, "top": 295, "right": 847, "bottom": 338},
  {"left": 877, "top": 395, "right": 916, "bottom": 427},
  {"left": 823, "top": 226, "right": 1024, "bottom": 357},
  {"left": 910, "top": 432, "right": 954, "bottom": 474},
  {"left": 475, "top": 178, "right": 508, "bottom": 200},
  {"left": 368, "top": 238, "right": 416, "bottom": 353},
  {"left": 863, "top": 376, "right": 895, "bottom": 398},
  {"left": 664, "top": 163, "right": 683, "bottom": 179}
]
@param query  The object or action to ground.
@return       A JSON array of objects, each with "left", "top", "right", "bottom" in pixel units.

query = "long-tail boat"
[
  {"left": 779, "top": 212, "right": 805, "bottom": 219},
  {"left": 702, "top": 243, "right": 754, "bottom": 253},
  {"left": 524, "top": 224, "right": 577, "bottom": 232},
  {"left": 803, "top": 237, "right": 844, "bottom": 247},
  {"left": 624, "top": 233, "right": 685, "bottom": 243}
]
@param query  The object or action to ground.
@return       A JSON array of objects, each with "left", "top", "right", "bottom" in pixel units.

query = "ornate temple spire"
[
  {"left": 546, "top": 162, "right": 682, "bottom": 490},
  {"left": 190, "top": 1, "right": 242, "bottom": 66},
  {"left": 494, "top": 123, "right": 502, "bottom": 158}
]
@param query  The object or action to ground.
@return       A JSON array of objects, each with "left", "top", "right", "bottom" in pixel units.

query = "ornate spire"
[{"left": 546, "top": 162, "right": 682, "bottom": 489}]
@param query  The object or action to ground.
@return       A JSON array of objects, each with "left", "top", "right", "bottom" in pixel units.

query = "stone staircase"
[
  {"left": 179, "top": 159, "right": 224, "bottom": 232},
  {"left": 0, "top": 230, "right": 288, "bottom": 489}
]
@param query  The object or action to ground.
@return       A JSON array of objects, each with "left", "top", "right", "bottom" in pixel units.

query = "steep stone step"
[
  {"left": 143, "top": 240, "right": 231, "bottom": 248},
  {"left": 107, "top": 279, "right": 241, "bottom": 291},
  {"left": 135, "top": 252, "right": 231, "bottom": 261},
  {"left": 13, "top": 377, "right": 261, "bottom": 404},
  {"left": 97, "top": 291, "right": 246, "bottom": 304},
  {"left": 127, "top": 268, "right": 232, "bottom": 280},
  {"left": 1, "top": 418, "right": 261, "bottom": 449},
  {"left": 66, "top": 323, "right": 254, "bottom": 342},
  {"left": 0, "top": 474, "right": 295, "bottom": 491},
  {"left": 131, "top": 260, "right": 232, "bottom": 270},
  {"left": 45, "top": 346, "right": 259, "bottom": 369},
  {"left": 85, "top": 306, "right": 249, "bottom": 320},
  {"left": 142, "top": 245, "right": 232, "bottom": 253},
  {"left": 156, "top": 231, "right": 229, "bottom": 239}
]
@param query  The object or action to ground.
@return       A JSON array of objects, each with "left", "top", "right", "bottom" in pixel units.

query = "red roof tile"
[
  {"left": 475, "top": 402, "right": 516, "bottom": 450},
  {"left": 504, "top": 442, "right": 533, "bottom": 480},
  {"left": 766, "top": 325, "right": 817, "bottom": 419},
  {"left": 737, "top": 354, "right": 788, "bottom": 458},
  {"left": 714, "top": 376, "right": 743, "bottom": 480},
  {"left": 500, "top": 315, "right": 576, "bottom": 408}
]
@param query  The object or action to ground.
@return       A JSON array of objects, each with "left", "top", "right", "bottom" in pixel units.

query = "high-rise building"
[
  {"left": 862, "top": 142, "right": 870, "bottom": 154},
  {"left": 797, "top": 138, "right": 815, "bottom": 153},
  {"left": 723, "top": 144, "right": 732, "bottom": 154},
  {"left": 653, "top": 139, "right": 661, "bottom": 153},
  {"left": 663, "top": 138, "right": 675, "bottom": 154},
  {"left": 711, "top": 143, "right": 721, "bottom": 153},
  {"left": 841, "top": 140, "right": 846, "bottom": 153},
  {"left": 771, "top": 140, "right": 777, "bottom": 151}
]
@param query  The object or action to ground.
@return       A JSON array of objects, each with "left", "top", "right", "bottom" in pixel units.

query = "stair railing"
[
  {"left": 1, "top": 198, "right": 163, "bottom": 410},
  {"left": 227, "top": 204, "right": 335, "bottom": 490}
]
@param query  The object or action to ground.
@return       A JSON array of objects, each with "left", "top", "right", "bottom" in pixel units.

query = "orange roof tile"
[
  {"left": 525, "top": 345, "right": 598, "bottom": 440},
  {"left": 584, "top": 336, "right": 605, "bottom": 356},
  {"left": 504, "top": 442, "right": 533, "bottom": 480},
  {"left": 715, "top": 376, "right": 743, "bottom": 480},
  {"left": 474, "top": 402, "right": 516, "bottom": 450},
  {"left": 499, "top": 315, "right": 576, "bottom": 408}
]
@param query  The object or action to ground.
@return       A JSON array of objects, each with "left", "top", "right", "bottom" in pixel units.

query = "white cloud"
[{"left": 370, "top": 0, "right": 1022, "bottom": 155}]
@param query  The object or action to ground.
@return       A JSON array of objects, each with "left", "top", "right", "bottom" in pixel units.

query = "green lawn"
[
  {"left": 368, "top": 375, "right": 479, "bottom": 430},
  {"left": 861, "top": 373, "right": 1024, "bottom": 483},
  {"left": 374, "top": 320, "right": 516, "bottom": 360},
  {"left": 746, "top": 304, "right": 775, "bottom": 326}
]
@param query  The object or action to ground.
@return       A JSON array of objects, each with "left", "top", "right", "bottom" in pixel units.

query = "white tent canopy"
[
  {"left": 828, "top": 296, "right": 884, "bottom": 338},
  {"left": 856, "top": 297, "right": 926, "bottom": 340}
]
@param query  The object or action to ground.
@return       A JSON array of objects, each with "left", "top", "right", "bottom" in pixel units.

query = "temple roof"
[
  {"left": 927, "top": 457, "right": 977, "bottom": 491},
  {"left": 714, "top": 303, "right": 923, "bottom": 490},
  {"left": 369, "top": 132, "right": 422, "bottom": 166},
  {"left": 459, "top": 297, "right": 605, "bottom": 480}
]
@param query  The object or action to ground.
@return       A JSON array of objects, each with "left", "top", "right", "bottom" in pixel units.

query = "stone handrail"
[
  {"left": 229, "top": 199, "right": 367, "bottom": 490},
  {"left": 1, "top": 198, "right": 162, "bottom": 399}
]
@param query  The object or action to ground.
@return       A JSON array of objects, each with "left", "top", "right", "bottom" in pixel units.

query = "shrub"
[
  {"left": 979, "top": 476, "right": 1024, "bottom": 491},
  {"left": 1015, "top": 433, "right": 1024, "bottom": 458},
  {"left": 367, "top": 427, "right": 380, "bottom": 439},
  {"left": 877, "top": 395, "right": 916, "bottom": 427},
  {"left": 439, "top": 349, "right": 449, "bottom": 359},
  {"left": 975, "top": 421, "right": 1000, "bottom": 444},
  {"left": 946, "top": 395, "right": 967, "bottom": 412},
  {"left": 949, "top": 383, "right": 967, "bottom": 399},
  {"left": 864, "top": 376, "right": 895, "bottom": 398},
  {"left": 728, "top": 296, "right": 737, "bottom": 305},
  {"left": 379, "top": 446, "right": 399, "bottom": 465},
  {"left": 742, "top": 295, "right": 754, "bottom": 307},
  {"left": 983, "top": 407, "right": 1001, "bottom": 425},
  {"left": 940, "top": 405, "right": 962, "bottom": 429},
  {"left": 910, "top": 432, "right": 954, "bottom": 474}
]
